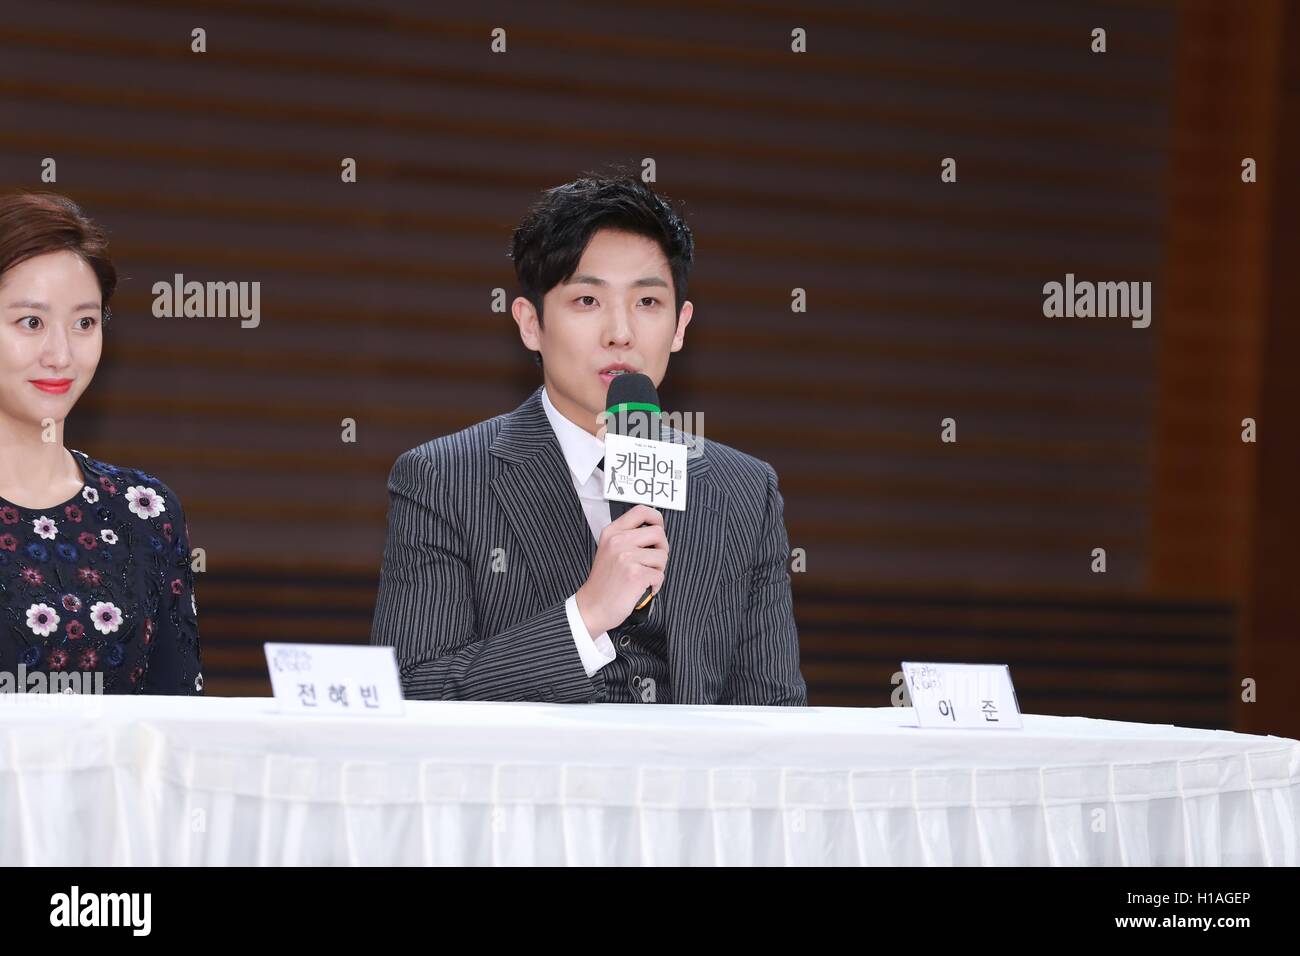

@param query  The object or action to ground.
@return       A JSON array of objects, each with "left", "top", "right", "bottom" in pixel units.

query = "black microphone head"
[
  {"left": 604, "top": 372, "right": 661, "bottom": 438},
  {"left": 605, "top": 371, "right": 659, "bottom": 414}
]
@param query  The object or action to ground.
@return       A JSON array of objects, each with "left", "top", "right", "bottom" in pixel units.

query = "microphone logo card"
[{"left": 603, "top": 432, "right": 688, "bottom": 511}]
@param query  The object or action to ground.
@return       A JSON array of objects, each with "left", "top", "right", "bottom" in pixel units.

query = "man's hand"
[{"left": 575, "top": 505, "right": 668, "bottom": 636}]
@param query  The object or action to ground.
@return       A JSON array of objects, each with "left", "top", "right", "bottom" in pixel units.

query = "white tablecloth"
[{"left": 1, "top": 695, "right": 1296, "bottom": 866}]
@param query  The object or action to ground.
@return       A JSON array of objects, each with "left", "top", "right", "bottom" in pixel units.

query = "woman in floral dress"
[{"left": 0, "top": 191, "right": 202, "bottom": 694}]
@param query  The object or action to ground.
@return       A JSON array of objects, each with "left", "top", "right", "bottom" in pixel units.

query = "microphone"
[{"left": 604, "top": 372, "right": 663, "bottom": 625}]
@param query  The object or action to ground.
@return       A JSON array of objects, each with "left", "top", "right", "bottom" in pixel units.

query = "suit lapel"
[
  {"left": 489, "top": 388, "right": 595, "bottom": 608},
  {"left": 658, "top": 434, "right": 724, "bottom": 699}
]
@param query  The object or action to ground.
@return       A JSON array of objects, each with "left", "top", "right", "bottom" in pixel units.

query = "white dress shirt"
[{"left": 540, "top": 386, "right": 619, "bottom": 677}]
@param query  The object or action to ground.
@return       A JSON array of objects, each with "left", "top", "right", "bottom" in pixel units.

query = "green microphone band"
[{"left": 605, "top": 401, "right": 662, "bottom": 415}]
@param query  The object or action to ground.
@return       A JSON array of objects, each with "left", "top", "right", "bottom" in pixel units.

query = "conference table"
[{"left": 1, "top": 695, "right": 1296, "bottom": 866}]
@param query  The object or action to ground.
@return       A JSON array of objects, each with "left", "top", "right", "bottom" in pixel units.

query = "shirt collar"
[{"left": 541, "top": 385, "right": 606, "bottom": 487}]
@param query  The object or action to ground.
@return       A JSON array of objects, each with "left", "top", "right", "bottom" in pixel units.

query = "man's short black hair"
[{"left": 509, "top": 168, "right": 695, "bottom": 366}]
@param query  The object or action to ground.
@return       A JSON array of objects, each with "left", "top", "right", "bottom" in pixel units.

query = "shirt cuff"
[{"left": 566, "top": 593, "right": 617, "bottom": 678}]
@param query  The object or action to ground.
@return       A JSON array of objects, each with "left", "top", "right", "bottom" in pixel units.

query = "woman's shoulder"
[{"left": 69, "top": 449, "right": 186, "bottom": 510}]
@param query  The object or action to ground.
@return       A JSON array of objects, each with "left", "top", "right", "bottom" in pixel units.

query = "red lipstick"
[{"left": 30, "top": 379, "right": 73, "bottom": 395}]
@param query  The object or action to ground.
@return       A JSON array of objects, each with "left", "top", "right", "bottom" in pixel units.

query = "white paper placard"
[
  {"left": 603, "top": 431, "right": 688, "bottom": 511},
  {"left": 901, "top": 661, "right": 1022, "bottom": 730},
  {"left": 264, "top": 643, "right": 405, "bottom": 717}
]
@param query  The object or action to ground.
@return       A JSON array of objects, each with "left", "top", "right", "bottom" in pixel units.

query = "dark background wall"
[{"left": 1, "top": 0, "right": 1294, "bottom": 735}]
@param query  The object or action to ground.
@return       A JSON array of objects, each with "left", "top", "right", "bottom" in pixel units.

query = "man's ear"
[
  {"left": 670, "top": 300, "right": 693, "bottom": 352},
  {"left": 512, "top": 296, "right": 542, "bottom": 352}
]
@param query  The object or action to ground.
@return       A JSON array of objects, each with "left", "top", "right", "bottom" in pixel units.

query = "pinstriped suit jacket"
[{"left": 369, "top": 386, "right": 807, "bottom": 706}]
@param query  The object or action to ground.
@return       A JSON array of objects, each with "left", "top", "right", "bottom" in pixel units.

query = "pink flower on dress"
[
  {"left": 66, "top": 620, "right": 84, "bottom": 640},
  {"left": 49, "top": 649, "right": 69, "bottom": 671},
  {"left": 0, "top": 505, "right": 18, "bottom": 524},
  {"left": 82, "top": 486, "right": 99, "bottom": 504},
  {"left": 126, "top": 485, "right": 165, "bottom": 520},
  {"left": 61, "top": 594, "right": 82, "bottom": 613},
  {"left": 100, "top": 529, "right": 118, "bottom": 545},
  {"left": 89, "top": 601, "right": 123, "bottom": 635},
  {"left": 64, "top": 504, "right": 82, "bottom": 523},
  {"left": 21, "top": 567, "right": 44, "bottom": 586},
  {"left": 77, "top": 568, "right": 102, "bottom": 587},
  {"left": 26, "top": 603, "right": 60, "bottom": 637},
  {"left": 32, "top": 516, "right": 57, "bottom": 540},
  {"left": 77, "top": 648, "right": 98, "bottom": 670},
  {"left": 171, "top": 579, "right": 184, "bottom": 596},
  {"left": 77, "top": 532, "right": 97, "bottom": 549},
  {"left": 143, "top": 617, "right": 154, "bottom": 645},
  {"left": 0, "top": 533, "right": 16, "bottom": 552},
  {"left": 98, "top": 476, "right": 117, "bottom": 495}
]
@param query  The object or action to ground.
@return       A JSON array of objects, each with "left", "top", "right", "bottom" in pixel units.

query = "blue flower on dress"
[
  {"left": 24, "top": 542, "right": 48, "bottom": 562},
  {"left": 56, "top": 543, "right": 78, "bottom": 562},
  {"left": 148, "top": 536, "right": 163, "bottom": 553},
  {"left": 106, "top": 644, "right": 125, "bottom": 667},
  {"left": 21, "top": 646, "right": 40, "bottom": 667}
]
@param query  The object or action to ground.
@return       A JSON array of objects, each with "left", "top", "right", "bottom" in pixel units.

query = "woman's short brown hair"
[{"left": 0, "top": 190, "right": 117, "bottom": 323}]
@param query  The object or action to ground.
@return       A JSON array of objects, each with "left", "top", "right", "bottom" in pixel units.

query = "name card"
[
  {"left": 603, "top": 432, "right": 688, "bottom": 511},
  {"left": 265, "top": 643, "right": 405, "bottom": 717},
  {"left": 901, "top": 662, "right": 1022, "bottom": 730}
]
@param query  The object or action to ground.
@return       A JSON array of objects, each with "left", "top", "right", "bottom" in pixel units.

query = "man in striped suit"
[{"left": 370, "top": 173, "right": 807, "bottom": 706}]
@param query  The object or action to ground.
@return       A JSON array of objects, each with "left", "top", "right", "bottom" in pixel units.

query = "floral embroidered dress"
[{"left": 0, "top": 448, "right": 203, "bottom": 694}]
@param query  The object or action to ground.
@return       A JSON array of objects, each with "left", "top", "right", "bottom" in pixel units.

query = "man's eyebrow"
[
  {"left": 565, "top": 274, "right": 670, "bottom": 289},
  {"left": 4, "top": 299, "right": 101, "bottom": 311}
]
